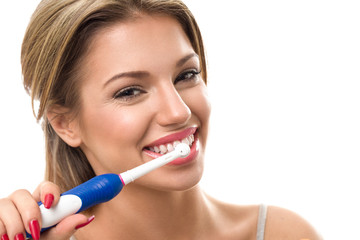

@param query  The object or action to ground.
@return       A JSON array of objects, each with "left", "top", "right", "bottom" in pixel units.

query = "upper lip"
[{"left": 144, "top": 127, "right": 197, "bottom": 148}]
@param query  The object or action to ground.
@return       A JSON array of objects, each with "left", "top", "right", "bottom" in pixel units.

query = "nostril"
[{"left": 155, "top": 91, "right": 191, "bottom": 126}]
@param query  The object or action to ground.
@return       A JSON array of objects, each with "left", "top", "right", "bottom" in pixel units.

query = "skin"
[{"left": 0, "top": 14, "right": 322, "bottom": 240}]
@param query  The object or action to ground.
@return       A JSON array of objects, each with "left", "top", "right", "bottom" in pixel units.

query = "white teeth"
[
  {"left": 148, "top": 134, "right": 195, "bottom": 155},
  {"left": 159, "top": 145, "right": 167, "bottom": 154},
  {"left": 166, "top": 143, "right": 174, "bottom": 152},
  {"left": 154, "top": 146, "right": 160, "bottom": 153},
  {"left": 173, "top": 140, "right": 181, "bottom": 147},
  {"left": 181, "top": 138, "right": 190, "bottom": 145}
]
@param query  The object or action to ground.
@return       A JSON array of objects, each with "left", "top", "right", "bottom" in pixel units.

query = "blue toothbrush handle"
[
  {"left": 62, "top": 173, "right": 123, "bottom": 212},
  {"left": 26, "top": 174, "right": 123, "bottom": 238}
]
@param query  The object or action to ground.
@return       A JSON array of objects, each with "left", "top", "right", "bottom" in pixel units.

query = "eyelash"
[
  {"left": 174, "top": 69, "right": 201, "bottom": 85},
  {"left": 113, "top": 69, "right": 202, "bottom": 101},
  {"left": 113, "top": 86, "right": 145, "bottom": 101}
]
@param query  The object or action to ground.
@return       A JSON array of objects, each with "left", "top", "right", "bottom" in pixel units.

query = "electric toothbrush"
[{"left": 27, "top": 143, "right": 190, "bottom": 237}]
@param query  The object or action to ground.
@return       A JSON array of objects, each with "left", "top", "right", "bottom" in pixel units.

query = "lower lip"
[{"left": 143, "top": 133, "right": 200, "bottom": 166}]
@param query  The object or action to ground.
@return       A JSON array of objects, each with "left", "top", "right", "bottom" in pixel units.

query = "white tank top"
[{"left": 256, "top": 204, "right": 268, "bottom": 240}]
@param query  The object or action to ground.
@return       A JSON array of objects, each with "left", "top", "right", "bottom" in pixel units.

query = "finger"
[
  {"left": 0, "top": 219, "right": 9, "bottom": 240},
  {"left": 0, "top": 198, "right": 26, "bottom": 240},
  {"left": 8, "top": 189, "right": 41, "bottom": 239},
  {"left": 33, "top": 181, "right": 61, "bottom": 208},
  {"left": 40, "top": 181, "right": 61, "bottom": 209},
  {"left": 32, "top": 181, "right": 43, "bottom": 202},
  {"left": 41, "top": 214, "right": 94, "bottom": 240}
]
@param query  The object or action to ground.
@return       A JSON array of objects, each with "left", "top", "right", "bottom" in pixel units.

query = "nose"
[{"left": 154, "top": 83, "right": 191, "bottom": 127}]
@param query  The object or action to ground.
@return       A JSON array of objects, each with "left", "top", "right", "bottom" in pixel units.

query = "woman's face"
[{"left": 75, "top": 14, "right": 211, "bottom": 191}]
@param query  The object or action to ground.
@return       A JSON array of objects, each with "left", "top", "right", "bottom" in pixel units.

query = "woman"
[{"left": 0, "top": 0, "right": 322, "bottom": 239}]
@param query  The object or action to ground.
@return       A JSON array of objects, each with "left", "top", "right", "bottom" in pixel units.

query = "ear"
[{"left": 46, "top": 105, "right": 82, "bottom": 147}]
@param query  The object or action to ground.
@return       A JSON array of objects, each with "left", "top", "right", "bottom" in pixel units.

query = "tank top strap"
[{"left": 256, "top": 204, "right": 268, "bottom": 240}]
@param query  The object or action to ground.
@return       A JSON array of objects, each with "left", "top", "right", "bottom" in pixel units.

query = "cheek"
[
  {"left": 183, "top": 84, "right": 211, "bottom": 135},
  {"left": 82, "top": 107, "right": 142, "bottom": 143},
  {"left": 78, "top": 104, "right": 152, "bottom": 173},
  {"left": 198, "top": 86, "right": 211, "bottom": 120}
]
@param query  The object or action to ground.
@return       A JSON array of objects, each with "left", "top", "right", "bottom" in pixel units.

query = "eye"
[
  {"left": 113, "top": 86, "right": 146, "bottom": 101},
  {"left": 174, "top": 69, "right": 201, "bottom": 85}
]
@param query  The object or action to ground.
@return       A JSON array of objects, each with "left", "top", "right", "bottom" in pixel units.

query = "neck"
[{"left": 76, "top": 184, "right": 215, "bottom": 239}]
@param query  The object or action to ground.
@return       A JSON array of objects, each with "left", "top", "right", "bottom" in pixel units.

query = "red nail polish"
[
  {"left": 1, "top": 234, "right": 9, "bottom": 240},
  {"left": 14, "top": 233, "right": 24, "bottom": 240},
  {"left": 75, "top": 215, "right": 95, "bottom": 230},
  {"left": 29, "top": 219, "right": 40, "bottom": 240},
  {"left": 44, "top": 193, "right": 54, "bottom": 209}
]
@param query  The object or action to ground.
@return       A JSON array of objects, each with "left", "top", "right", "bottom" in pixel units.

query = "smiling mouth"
[{"left": 145, "top": 133, "right": 195, "bottom": 155}]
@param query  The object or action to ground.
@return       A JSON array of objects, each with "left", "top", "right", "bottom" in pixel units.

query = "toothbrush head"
[{"left": 175, "top": 143, "right": 191, "bottom": 158}]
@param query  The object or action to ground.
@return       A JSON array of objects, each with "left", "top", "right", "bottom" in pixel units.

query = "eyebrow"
[
  {"left": 103, "top": 53, "right": 199, "bottom": 88},
  {"left": 176, "top": 52, "right": 199, "bottom": 68},
  {"left": 104, "top": 71, "right": 149, "bottom": 88}
]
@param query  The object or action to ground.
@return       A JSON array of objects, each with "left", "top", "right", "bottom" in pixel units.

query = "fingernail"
[
  {"left": 75, "top": 215, "right": 95, "bottom": 230},
  {"left": 1, "top": 234, "right": 9, "bottom": 240},
  {"left": 44, "top": 193, "right": 54, "bottom": 209},
  {"left": 29, "top": 219, "right": 40, "bottom": 240},
  {"left": 14, "top": 233, "right": 24, "bottom": 240}
]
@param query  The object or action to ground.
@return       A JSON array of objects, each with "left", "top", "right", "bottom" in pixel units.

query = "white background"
[{"left": 0, "top": 1, "right": 359, "bottom": 239}]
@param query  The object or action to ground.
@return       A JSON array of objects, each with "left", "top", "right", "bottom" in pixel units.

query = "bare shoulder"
[{"left": 265, "top": 205, "right": 323, "bottom": 240}]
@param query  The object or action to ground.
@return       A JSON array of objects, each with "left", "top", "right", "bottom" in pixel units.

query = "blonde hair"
[{"left": 21, "top": 0, "right": 207, "bottom": 192}]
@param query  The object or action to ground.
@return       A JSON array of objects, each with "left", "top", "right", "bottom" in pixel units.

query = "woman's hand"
[{"left": 0, "top": 181, "right": 93, "bottom": 240}]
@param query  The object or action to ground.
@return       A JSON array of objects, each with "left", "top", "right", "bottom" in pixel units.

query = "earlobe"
[{"left": 46, "top": 106, "right": 82, "bottom": 147}]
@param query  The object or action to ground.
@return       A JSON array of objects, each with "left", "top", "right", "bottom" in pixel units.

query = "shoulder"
[
  {"left": 205, "top": 195, "right": 260, "bottom": 239},
  {"left": 265, "top": 205, "right": 323, "bottom": 240}
]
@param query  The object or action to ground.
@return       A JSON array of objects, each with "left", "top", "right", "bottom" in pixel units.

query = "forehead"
[{"left": 80, "top": 14, "right": 194, "bottom": 81}]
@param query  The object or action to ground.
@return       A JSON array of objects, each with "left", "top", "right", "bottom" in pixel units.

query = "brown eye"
[
  {"left": 113, "top": 86, "right": 146, "bottom": 101},
  {"left": 174, "top": 69, "right": 201, "bottom": 85}
]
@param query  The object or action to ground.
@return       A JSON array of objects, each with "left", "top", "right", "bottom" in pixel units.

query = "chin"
[
  {"left": 164, "top": 173, "right": 203, "bottom": 192},
  {"left": 163, "top": 159, "right": 205, "bottom": 192},
  {"left": 134, "top": 162, "right": 204, "bottom": 193}
]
